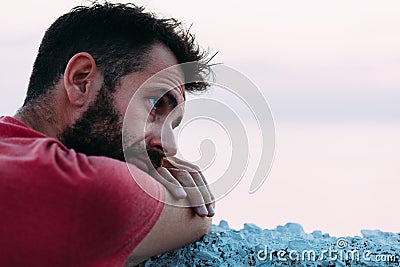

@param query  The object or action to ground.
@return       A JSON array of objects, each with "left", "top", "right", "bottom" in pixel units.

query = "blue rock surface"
[{"left": 141, "top": 221, "right": 400, "bottom": 266}]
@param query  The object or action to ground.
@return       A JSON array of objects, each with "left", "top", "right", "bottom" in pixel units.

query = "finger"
[
  {"left": 168, "top": 168, "right": 208, "bottom": 217},
  {"left": 197, "top": 170, "right": 215, "bottom": 202},
  {"left": 189, "top": 171, "right": 214, "bottom": 217},
  {"left": 164, "top": 158, "right": 215, "bottom": 216},
  {"left": 206, "top": 204, "right": 215, "bottom": 217},
  {"left": 191, "top": 172, "right": 215, "bottom": 217},
  {"left": 153, "top": 167, "right": 187, "bottom": 199},
  {"left": 197, "top": 171, "right": 215, "bottom": 216},
  {"left": 163, "top": 158, "right": 215, "bottom": 216},
  {"left": 195, "top": 171, "right": 215, "bottom": 217},
  {"left": 173, "top": 168, "right": 214, "bottom": 217},
  {"left": 167, "top": 162, "right": 214, "bottom": 206},
  {"left": 163, "top": 158, "right": 211, "bottom": 199}
]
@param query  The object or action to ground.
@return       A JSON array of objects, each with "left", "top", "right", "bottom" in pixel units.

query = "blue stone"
[
  {"left": 284, "top": 222, "right": 304, "bottom": 234},
  {"left": 138, "top": 220, "right": 400, "bottom": 267}
]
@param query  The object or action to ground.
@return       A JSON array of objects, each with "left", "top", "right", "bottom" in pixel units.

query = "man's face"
[{"left": 60, "top": 44, "right": 185, "bottom": 172}]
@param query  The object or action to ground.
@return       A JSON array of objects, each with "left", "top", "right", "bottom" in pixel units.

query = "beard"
[
  {"left": 58, "top": 85, "right": 163, "bottom": 169},
  {"left": 124, "top": 143, "right": 164, "bottom": 170},
  {"left": 59, "top": 85, "right": 125, "bottom": 161}
]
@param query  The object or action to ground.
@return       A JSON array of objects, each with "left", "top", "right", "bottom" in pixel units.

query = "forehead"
[
  {"left": 144, "top": 43, "right": 186, "bottom": 101},
  {"left": 115, "top": 43, "right": 186, "bottom": 107}
]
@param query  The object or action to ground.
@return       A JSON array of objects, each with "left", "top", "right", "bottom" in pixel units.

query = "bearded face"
[{"left": 59, "top": 84, "right": 163, "bottom": 172}]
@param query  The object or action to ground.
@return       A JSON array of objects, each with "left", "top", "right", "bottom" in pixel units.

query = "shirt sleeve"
[{"left": 69, "top": 154, "right": 165, "bottom": 266}]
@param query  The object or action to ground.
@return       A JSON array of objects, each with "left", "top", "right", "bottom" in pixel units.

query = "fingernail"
[
  {"left": 175, "top": 188, "right": 187, "bottom": 198},
  {"left": 207, "top": 205, "right": 215, "bottom": 216},
  {"left": 198, "top": 205, "right": 208, "bottom": 216}
]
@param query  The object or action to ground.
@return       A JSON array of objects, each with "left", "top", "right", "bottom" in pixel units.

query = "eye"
[
  {"left": 149, "top": 97, "right": 164, "bottom": 110},
  {"left": 147, "top": 94, "right": 177, "bottom": 122},
  {"left": 148, "top": 97, "right": 166, "bottom": 121},
  {"left": 149, "top": 96, "right": 168, "bottom": 111},
  {"left": 149, "top": 98, "right": 157, "bottom": 109}
]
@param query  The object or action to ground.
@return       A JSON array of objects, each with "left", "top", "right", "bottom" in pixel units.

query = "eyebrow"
[{"left": 148, "top": 87, "right": 180, "bottom": 102}]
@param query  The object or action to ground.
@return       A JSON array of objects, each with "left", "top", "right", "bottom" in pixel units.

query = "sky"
[
  {"left": 1, "top": 1, "right": 399, "bottom": 236},
  {"left": 1, "top": 0, "right": 400, "bottom": 120}
]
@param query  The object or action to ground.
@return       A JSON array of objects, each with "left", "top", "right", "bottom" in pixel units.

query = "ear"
[{"left": 63, "top": 52, "right": 99, "bottom": 107}]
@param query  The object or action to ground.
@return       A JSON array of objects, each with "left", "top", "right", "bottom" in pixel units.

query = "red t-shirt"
[{"left": 0, "top": 116, "right": 165, "bottom": 266}]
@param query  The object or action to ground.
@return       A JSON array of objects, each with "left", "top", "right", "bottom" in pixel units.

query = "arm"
[
  {"left": 73, "top": 155, "right": 213, "bottom": 266},
  {"left": 125, "top": 186, "right": 213, "bottom": 265}
]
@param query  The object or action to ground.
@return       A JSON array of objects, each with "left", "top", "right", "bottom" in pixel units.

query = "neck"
[{"left": 14, "top": 103, "right": 62, "bottom": 139}]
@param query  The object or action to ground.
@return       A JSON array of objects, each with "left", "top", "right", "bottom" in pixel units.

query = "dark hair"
[{"left": 24, "top": 2, "right": 212, "bottom": 105}]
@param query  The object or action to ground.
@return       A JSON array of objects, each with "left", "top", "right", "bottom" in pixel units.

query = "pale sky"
[
  {"left": 1, "top": 0, "right": 400, "bottom": 119},
  {"left": 1, "top": 1, "right": 399, "bottom": 236}
]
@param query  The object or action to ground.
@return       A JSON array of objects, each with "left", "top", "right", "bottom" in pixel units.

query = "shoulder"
[
  {"left": 0, "top": 116, "right": 166, "bottom": 264},
  {"left": 48, "top": 147, "right": 167, "bottom": 264}
]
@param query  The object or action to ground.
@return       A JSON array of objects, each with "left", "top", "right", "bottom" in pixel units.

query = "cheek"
[
  {"left": 123, "top": 110, "right": 154, "bottom": 142},
  {"left": 123, "top": 98, "right": 148, "bottom": 126},
  {"left": 120, "top": 95, "right": 157, "bottom": 140}
]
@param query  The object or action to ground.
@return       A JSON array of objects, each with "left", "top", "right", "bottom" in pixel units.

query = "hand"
[{"left": 150, "top": 157, "right": 215, "bottom": 217}]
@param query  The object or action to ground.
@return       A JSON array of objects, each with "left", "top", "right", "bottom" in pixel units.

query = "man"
[{"left": 0, "top": 2, "right": 215, "bottom": 266}]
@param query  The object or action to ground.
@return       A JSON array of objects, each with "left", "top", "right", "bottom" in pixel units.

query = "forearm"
[{"left": 126, "top": 187, "right": 213, "bottom": 265}]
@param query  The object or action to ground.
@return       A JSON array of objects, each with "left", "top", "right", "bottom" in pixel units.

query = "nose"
[{"left": 148, "top": 124, "right": 177, "bottom": 157}]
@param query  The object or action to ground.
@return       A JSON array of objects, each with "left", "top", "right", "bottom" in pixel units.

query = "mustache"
[
  {"left": 147, "top": 149, "right": 163, "bottom": 168},
  {"left": 123, "top": 143, "right": 164, "bottom": 168}
]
